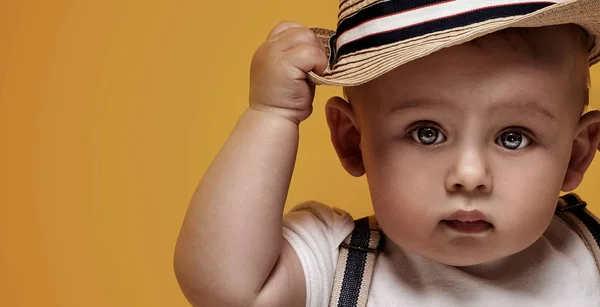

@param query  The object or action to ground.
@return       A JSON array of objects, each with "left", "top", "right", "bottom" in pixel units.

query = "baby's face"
[{"left": 346, "top": 28, "right": 587, "bottom": 266}]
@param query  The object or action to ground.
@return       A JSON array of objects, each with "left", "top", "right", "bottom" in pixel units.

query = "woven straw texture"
[{"left": 309, "top": 0, "right": 600, "bottom": 86}]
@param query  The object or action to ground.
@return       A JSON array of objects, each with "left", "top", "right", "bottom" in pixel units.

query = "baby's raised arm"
[{"left": 174, "top": 22, "right": 328, "bottom": 307}]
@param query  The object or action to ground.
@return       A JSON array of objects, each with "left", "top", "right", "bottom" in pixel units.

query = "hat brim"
[{"left": 308, "top": 0, "right": 600, "bottom": 86}]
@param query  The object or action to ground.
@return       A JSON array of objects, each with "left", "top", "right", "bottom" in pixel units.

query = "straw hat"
[{"left": 308, "top": 0, "right": 600, "bottom": 86}]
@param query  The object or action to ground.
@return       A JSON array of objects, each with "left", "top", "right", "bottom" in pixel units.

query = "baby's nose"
[{"left": 445, "top": 148, "right": 492, "bottom": 194}]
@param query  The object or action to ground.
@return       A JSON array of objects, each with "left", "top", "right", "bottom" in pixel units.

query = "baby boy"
[{"left": 175, "top": 1, "right": 600, "bottom": 306}]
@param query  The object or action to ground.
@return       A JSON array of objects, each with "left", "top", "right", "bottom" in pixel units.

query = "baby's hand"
[{"left": 249, "top": 22, "right": 328, "bottom": 124}]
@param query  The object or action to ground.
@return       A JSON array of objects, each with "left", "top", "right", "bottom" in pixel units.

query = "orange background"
[{"left": 0, "top": 1, "right": 599, "bottom": 306}]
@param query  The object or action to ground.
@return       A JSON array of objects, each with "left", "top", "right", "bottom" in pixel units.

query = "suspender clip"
[
  {"left": 556, "top": 194, "right": 587, "bottom": 212},
  {"left": 339, "top": 242, "right": 379, "bottom": 253}
]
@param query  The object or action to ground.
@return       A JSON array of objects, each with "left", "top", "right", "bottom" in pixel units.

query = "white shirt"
[{"left": 282, "top": 201, "right": 600, "bottom": 307}]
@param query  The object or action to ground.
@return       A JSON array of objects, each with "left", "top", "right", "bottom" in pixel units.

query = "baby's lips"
[{"left": 444, "top": 209, "right": 488, "bottom": 223}]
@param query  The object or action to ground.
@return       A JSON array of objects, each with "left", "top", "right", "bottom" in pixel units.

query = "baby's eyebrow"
[
  {"left": 389, "top": 99, "right": 452, "bottom": 113},
  {"left": 488, "top": 100, "right": 557, "bottom": 122},
  {"left": 389, "top": 98, "right": 557, "bottom": 122}
]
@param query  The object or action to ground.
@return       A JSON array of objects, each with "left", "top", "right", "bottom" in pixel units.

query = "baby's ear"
[
  {"left": 325, "top": 96, "right": 364, "bottom": 177},
  {"left": 562, "top": 110, "right": 600, "bottom": 192}
]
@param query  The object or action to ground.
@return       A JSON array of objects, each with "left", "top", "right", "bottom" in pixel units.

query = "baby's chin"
[
  {"left": 386, "top": 231, "right": 536, "bottom": 268},
  {"left": 414, "top": 242, "right": 536, "bottom": 268}
]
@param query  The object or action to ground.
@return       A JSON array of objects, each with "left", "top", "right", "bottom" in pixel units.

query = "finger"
[
  {"left": 271, "top": 27, "right": 326, "bottom": 53},
  {"left": 267, "top": 21, "right": 305, "bottom": 39},
  {"left": 282, "top": 44, "right": 328, "bottom": 76}
]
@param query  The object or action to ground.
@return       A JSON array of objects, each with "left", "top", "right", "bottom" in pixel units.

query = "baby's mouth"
[{"left": 441, "top": 209, "right": 493, "bottom": 234}]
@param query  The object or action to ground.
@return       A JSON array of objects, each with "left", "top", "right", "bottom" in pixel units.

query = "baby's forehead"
[
  {"left": 348, "top": 52, "right": 562, "bottom": 103},
  {"left": 346, "top": 26, "right": 588, "bottom": 114}
]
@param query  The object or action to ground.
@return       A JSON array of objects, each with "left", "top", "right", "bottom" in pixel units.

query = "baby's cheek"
[
  {"left": 493, "top": 158, "right": 563, "bottom": 243},
  {"left": 374, "top": 204, "right": 434, "bottom": 251},
  {"left": 370, "top": 170, "right": 443, "bottom": 238}
]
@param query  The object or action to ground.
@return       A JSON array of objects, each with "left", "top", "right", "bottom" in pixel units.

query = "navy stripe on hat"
[
  {"left": 329, "top": 1, "right": 557, "bottom": 67},
  {"left": 336, "top": 0, "right": 451, "bottom": 35}
]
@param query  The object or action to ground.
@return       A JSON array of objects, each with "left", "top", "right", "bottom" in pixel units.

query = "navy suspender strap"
[
  {"left": 556, "top": 193, "right": 600, "bottom": 272},
  {"left": 329, "top": 215, "right": 383, "bottom": 307},
  {"left": 331, "top": 193, "right": 600, "bottom": 307}
]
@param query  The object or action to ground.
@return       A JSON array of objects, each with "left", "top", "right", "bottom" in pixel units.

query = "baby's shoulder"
[
  {"left": 283, "top": 201, "right": 355, "bottom": 243},
  {"left": 282, "top": 202, "right": 357, "bottom": 306}
]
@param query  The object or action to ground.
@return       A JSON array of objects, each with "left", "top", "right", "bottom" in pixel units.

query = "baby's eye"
[
  {"left": 496, "top": 130, "right": 531, "bottom": 150},
  {"left": 410, "top": 126, "right": 446, "bottom": 145}
]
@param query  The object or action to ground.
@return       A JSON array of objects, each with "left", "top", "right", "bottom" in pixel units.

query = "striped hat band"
[{"left": 308, "top": 0, "right": 600, "bottom": 86}]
